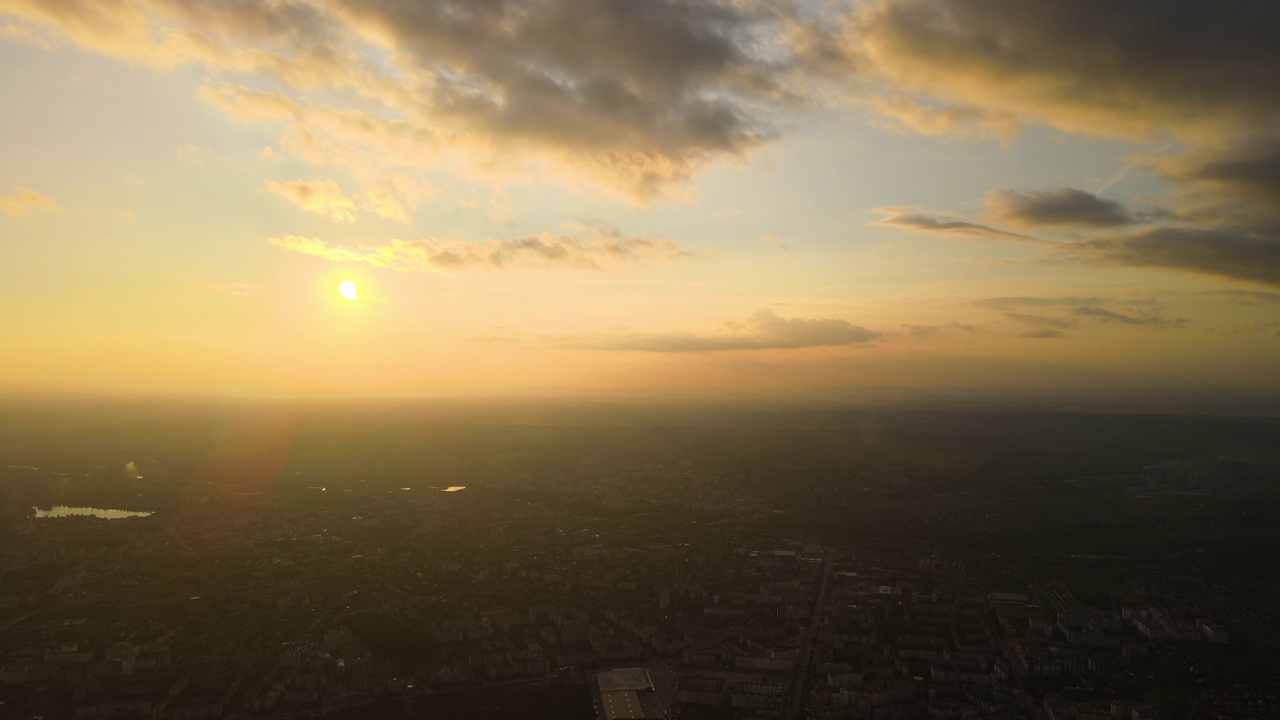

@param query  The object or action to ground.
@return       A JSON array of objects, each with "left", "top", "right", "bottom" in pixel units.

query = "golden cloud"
[
  {"left": 0, "top": 187, "right": 59, "bottom": 216},
  {"left": 268, "top": 223, "right": 693, "bottom": 272}
]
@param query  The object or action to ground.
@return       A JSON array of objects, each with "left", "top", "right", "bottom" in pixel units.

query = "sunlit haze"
[{"left": 1, "top": 0, "right": 1278, "bottom": 405}]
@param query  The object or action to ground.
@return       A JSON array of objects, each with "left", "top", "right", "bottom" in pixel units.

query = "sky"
[{"left": 1, "top": 0, "right": 1278, "bottom": 400}]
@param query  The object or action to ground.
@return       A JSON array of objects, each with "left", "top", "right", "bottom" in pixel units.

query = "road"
[
  {"left": 784, "top": 549, "right": 836, "bottom": 720},
  {"left": 0, "top": 609, "right": 38, "bottom": 634}
]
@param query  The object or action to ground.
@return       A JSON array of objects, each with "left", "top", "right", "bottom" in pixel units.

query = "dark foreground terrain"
[{"left": 1, "top": 397, "right": 1278, "bottom": 719}]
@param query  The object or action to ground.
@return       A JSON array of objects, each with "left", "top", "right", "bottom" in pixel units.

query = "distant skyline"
[{"left": 2, "top": 0, "right": 1278, "bottom": 399}]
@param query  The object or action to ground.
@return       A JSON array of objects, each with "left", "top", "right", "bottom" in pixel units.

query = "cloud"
[
  {"left": 1070, "top": 306, "right": 1186, "bottom": 328},
  {"left": 855, "top": 0, "right": 1280, "bottom": 142},
  {"left": 356, "top": 174, "right": 437, "bottom": 225},
  {"left": 879, "top": 187, "right": 1280, "bottom": 288},
  {"left": 1, "top": 18, "right": 57, "bottom": 50},
  {"left": 1155, "top": 138, "right": 1280, "bottom": 214},
  {"left": 269, "top": 222, "right": 693, "bottom": 272},
  {"left": 902, "top": 323, "right": 981, "bottom": 337},
  {"left": 1203, "top": 289, "right": 1280, "bottom": 305},
  {"left": 864, "top": 95, "right": 1020, "bottom": 143},
  {"left": 175, "top": 143, "right": 220, "bottom": 165},
  {"left": 760, "top": 233, "right": 792, "bottom": 252},
  {"left": 974, "top": 296, "right": 1109, "bottom": 311},
  {"left": 265, "top": 179, "right": 357, "bottom": 222},
  {"left": 556, "top": 308, "right": 880, "bottom": 352},
  {"left": 3, "top": 0, "right": 850, "bottom": 201},
  {"left": 850, "top": 3, "right": 1280, "bottom": 289},
  {"left": 1002, "top": 312, "right": 1079, "bottom": 331},
  {"left": 984, "top": 188, "right": 1134, "bottom": 229},
  {"left": 976, "top": 296, "right": 1186, "bottom": 334},
  {"left": 874, "top": 207, "right": 1037, "bottom": 243},
  {"left": 264, "top": 176, "right": 430, "bottom": 224},
  {"left": 10, "top": 0, "right": 1280, "bottom": 201},
  {"left": 1022, "top": 329, "right": 1065, "bottom": 340},
  {"left": 1071, "top": 226, "right": 1280, "bottom": 288},
  {"left": 1235, "top": 322, "right": 1280, "bottom": 339},
  {"left": 0, "top": 187, "right": 59, "bottom": 215}
]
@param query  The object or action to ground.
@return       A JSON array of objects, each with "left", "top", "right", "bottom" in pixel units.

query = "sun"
[{"left": 337, "top": 280, "right": 361, "bottom": 301}]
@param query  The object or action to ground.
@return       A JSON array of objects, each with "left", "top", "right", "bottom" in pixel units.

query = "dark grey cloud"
[
  {"left": 1072, "top": 226, "right": 1280, "bottom": 288},
  {"left": 881, "top": 194, "right": 1280, "bottom": 289},
  {"left": 985, "top": 188, "right": 1133, "bottom": 229},
  {"left": 874, "top": 208, "right": 1037, "bottom": 243},
  {"left": 858, "top": 2, "right": 1280, "bottom": 288},
  {"left": 1159, "top": 138, "right": 1280, "bottom": 208},
  {"left": 858, "top": 0, "right": 1280, "bottom": 139},
  {"left": 336, "top": 0, "right": 792, "bottom": 196},
  {"left": 7, "top": 0, "right": 844, "bottom": 200},
  {"left": 557, "top": 308, "right": 879, "bottom": 352}
]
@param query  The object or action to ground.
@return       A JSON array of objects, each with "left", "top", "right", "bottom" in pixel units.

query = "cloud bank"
[
  {"left": 853, "top": 1, "right": 1280, "bottom": 290},
  {"left": 877, "top": 185, "right": 1280, "bottom": 289},
  {"left": 1, "top": 0, "right": 848, "bottom": 201},
  {"left": 855, "top": 0, "right": 1280, "bottom": 141},
  {"left": 9, "top": 0, "right": 1280, "bottom": 288}
]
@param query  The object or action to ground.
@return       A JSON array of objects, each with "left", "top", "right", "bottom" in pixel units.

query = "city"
[{"left": 2, "top": 401, "right": 1277, "bottom": 719}]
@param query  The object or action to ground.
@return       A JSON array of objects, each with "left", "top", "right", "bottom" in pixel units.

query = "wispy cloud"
[
  {"left": 0, "top": 188, "right": 59, "bottom": 216},
  {"left": 269, "top": 222, "right": 693, "bottom": 272},
  {"left": 265, "top": 179, "right": 357, "bottom": 222},
  {"left": 976, "top": 296, "right": 1187, "bottom": 336},
  {"left": 264, "top": 176, "right": 433, "bottom": 225},
  {"left": 864, "top": 95, "right": 1020, "bottom": 143},
  {"left": 902, "top": 323, "right": 981, "bottom": 337},
  {"left": 1202, "top": 289, "right": 1280, "bottom": 305},
  {"left": 1234, "top": 322, "right": 1280, "bottom": 339},
  {"left": 553, "top": 308, "right": 880, "bottom": 352},
  {"left": 874, "top": 207, "right": 1037, "bottom": 243}
]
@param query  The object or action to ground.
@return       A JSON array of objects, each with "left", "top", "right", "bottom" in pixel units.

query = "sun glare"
[{"left": 338, "top": 280, "right": 360, "bottom": 301}]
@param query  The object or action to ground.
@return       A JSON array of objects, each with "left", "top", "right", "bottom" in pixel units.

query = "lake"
[{"left": 33, "top": 506, "right": 153, "bottom": 519}]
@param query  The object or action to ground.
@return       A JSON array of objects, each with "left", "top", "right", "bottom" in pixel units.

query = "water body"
[{"left": 33, "top": 506, "right": 152, "bottom": 519}]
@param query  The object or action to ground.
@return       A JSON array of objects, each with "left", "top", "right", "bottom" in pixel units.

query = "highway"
[{"left": 784, "top": 549, "right": 835, "bottom": 720}]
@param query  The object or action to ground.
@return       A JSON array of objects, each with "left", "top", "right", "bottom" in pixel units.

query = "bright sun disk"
[{"left": 338, "top": 280, "right": 360, "bottom": 301}]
